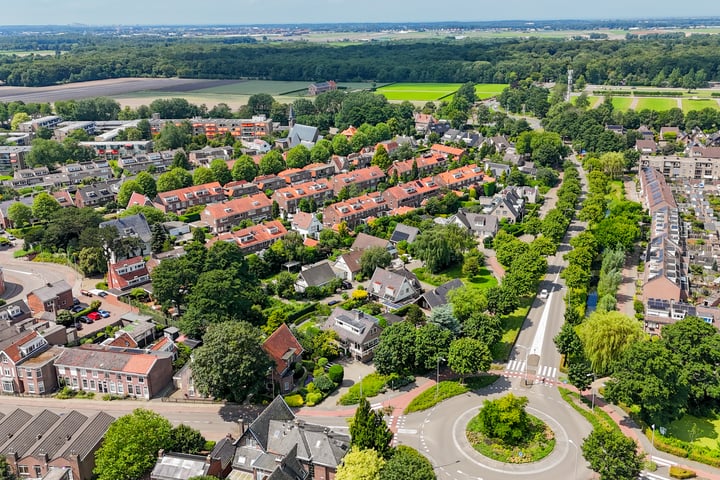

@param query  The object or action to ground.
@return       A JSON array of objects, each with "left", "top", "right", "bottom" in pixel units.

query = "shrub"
[
  {"left": 204, "top": 440, "right": 216, "bottom": 451},
  {"left": 90, "top": 300, "right": 102, "bottom": 311},
  {"left": 95, "top": 281, "right": 109, "bottom": 290},
  {"left": 305, "top": 392, "right": 323, "bottom": 406},
  {"left": 317, "top": 357, "right": 328, "bottom": 368},
  {"left": 669, "top": 466, "right": 696, "bottom": 479},
  {"left": 314, "top": 374, "right": 335, "bottom": 393},
  {"left": 328, "top": 364, "right": 344, "bottom": 384},
  {"left": 283, "top": 394, "right": 304, "bottom": 407}
]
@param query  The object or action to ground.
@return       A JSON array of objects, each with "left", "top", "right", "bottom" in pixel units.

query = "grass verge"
[
  {"left": 404, "top": 375, "right": 499, "bottom": 414},
  {"left": 558, "top": 388, "right": 620, "bottom": 432},
  {"left": 492, "top": 298, "right": 532, "bottom": 361},
  {"left": 338, "top": 373, "right": 388, "bottom": 405}
]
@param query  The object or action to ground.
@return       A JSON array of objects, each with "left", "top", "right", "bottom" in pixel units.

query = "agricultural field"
[
  {"left": 682, "top": 98, "right": 720, "bottom": 112},
  {"left": 609, "top": 96, "right": 633, "bottom": 111},
  {"left": 474, "top": 83, "right": 508, "bottom": 99},
  {"left": 634, "top": 97, "right": 680, "bottom": 111},
  {"left": 375, "top": 83, "right": 462, "bottom": 101},
  {"left": 193, "top": 80, "right": 376, "bottom": 96}
]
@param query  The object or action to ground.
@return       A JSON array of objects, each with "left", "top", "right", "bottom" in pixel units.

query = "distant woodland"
[{"left": 1, "top": 34, "right": 720, "bottom": 87}]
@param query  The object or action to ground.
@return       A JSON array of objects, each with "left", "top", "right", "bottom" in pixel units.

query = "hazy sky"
[{"left": 6, "top": 0, "right": 720, "bottom": 25}]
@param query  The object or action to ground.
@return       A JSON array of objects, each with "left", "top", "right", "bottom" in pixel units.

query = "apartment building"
[
  {"left": 0, "top": 146, "right": 32, "bottom": 172},
  {"left": 640, "top": 155, "right": 720, "bottom": 180},
  {"left": 434, "top": 164, "right": 491, "bottom": 190},
  {"left": 331, "top": 166, "right": 386, "bottom": 195},
  {"left": 200, "top": 193, "right": 273, "bottom": 233},
  {"left": 155, "top": 181, "right": 225, "bottom": 214},
  {"left": 387, "top": 153, "right": 448, "bottom": 179},
  {"left": 78, "top": 140, "right": 152, "bottom": 159},
  {"left": 322, "top": 192, "right": 389, "bottom": 228},
  {"left": 272, "top": 179, "right": 334, "bottom": 215},
  {"left": 216, "top": 220, "right": 288, "bottom": 254},
  {"left": 382, "top": 177, "right": 440, "bottom": 210},
  {"left": 74, "top": 181, "right": 119, "bottom": 208},
  {"left": 118, "top": 150, "right": 176, "bottom": 175}
]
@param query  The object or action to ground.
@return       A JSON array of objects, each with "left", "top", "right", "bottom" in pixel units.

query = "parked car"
[
  {"left": 90, "top": 289, "right": 108, "bottom": 297},
  {"left": 80, "top": 289, "right": 93, "bottom": 297},
  {"left": 73, "top": 298, "right": 80, "bottom": 306},
  {"left": 328, "top": 300, "right": 341, "bottom": 306},
  {"left": 341, "top": 281, "right": 352, "bottom": 290},
  {"left": 6, "top": 235, "right": 15, "bottom": 241},
  {"left": 70, "top": 305, "right": 84, "bottom": 313},
  {"left": 74, "top": 322, "right": 83, "bottom": 330},
  {"left": 79, "top": 316, "right": 93, "bottom": 324},
  {"left": 98, "top": 309, "right": 111, "bottom": 318},
  {"left": 87, "top": 311, "right": 101, "bottom": 321}
]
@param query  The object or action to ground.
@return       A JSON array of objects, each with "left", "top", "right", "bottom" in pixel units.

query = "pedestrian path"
[{"left": 504, "top": 361, "right": 557, "bottom": 383}]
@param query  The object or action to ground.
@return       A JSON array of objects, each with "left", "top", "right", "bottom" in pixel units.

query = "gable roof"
[
  {"left": 2, "top": 331, "right": 45, "bottom": 363},
  {"left": 336, "top": 250, "right": 363, "bottom": 274},
  {"left": 247, "top": 395, "right": 296, "bottom": 450},
  {"left": 324, "top": 308, "right": 382, "bottom": 345},
  {"left": 2, "top": 409, "right": 60, "bottom": 456},
  {"left": 420, "top": 278, "right": 464, "bottom": 309},
  {"left": 56, "top": 411, "right": 115, "bottom": 461},
  {"left": 389, "top": 223, "right": 420, "bottom": 244},
  {"left": 298, "top": 262, "right": 338, "bottom": 287},
  {"left": 262, "top": 323, "right": 304, "bottom": 376},
  {"left": 291, "top": 212, "right": 317, "bottom": 231},
  {"left": 351, "top": 232, "right": 389, "bottom": 251}
]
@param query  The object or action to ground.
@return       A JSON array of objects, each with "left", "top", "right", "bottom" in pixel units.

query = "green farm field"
[
  {"left": 474, "top": 83, "right": 508, "bottom": 99},
  {"left": 634, "top": 97, "right": 680, "bottom": 111},
  {"left": 610, "top": 97, "right": 633, "bottom": 111},
  {"left": 376, "top": 83, "right": 462, "bottom": 101},
  {"left": 193, "top": 80, "right": 376, "bottom": 95}
]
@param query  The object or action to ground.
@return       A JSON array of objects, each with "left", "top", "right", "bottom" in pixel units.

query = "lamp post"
[
  {"left": 586, "top": 372, "right": 597, "bottom": 410},
  {"left": 359, "top": 375, "right": 363, "bottom": 399},
  {"left": 568, "top": 439, "right": 579, "bottom": 479},
  {"left": 651, "top": 424, "right": 656, "bottom": 457},
  {"left": 436, "top": 357, "right": 445, "bottom": 397}
]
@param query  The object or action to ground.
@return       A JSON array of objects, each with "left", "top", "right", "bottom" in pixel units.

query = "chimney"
[
  {"left": 157, "top": 449, "right": 164, "bottom": 460},
  {"left": 238, "top": 419, "right": 246, "bottom": 435},
  {"left": 205, "top": 454, "right": 212, "bottom": 465}
]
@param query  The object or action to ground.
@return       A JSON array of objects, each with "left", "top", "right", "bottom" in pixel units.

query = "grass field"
[
  {"left": 194, "top": 80, "right": 376, "bottom": 96},
  {"left": 376, "top": 83, "right": 462, "bottom": 101},
  {"left": 635, "top": 97, "right": 679, "bottom": 111},
  {"left": 492, "top": 298, "right": 532, "bottom": 361},
  {"left": 683, "top": 98, "right": 720, "bottom": 112},
  {"left": 474, "top": 84, "right": 508, "bottom": 99},
  {"left": 666, "top": 414, "right": 720, "bottom": 450},
  {"left": 610, "top": 97, "right": 634, "bottom": 111}
]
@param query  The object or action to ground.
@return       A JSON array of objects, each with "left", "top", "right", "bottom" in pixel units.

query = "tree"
[
  {"left": 7, "top": 202, "right": 32, "bottom": 227},
  {"left": 581, "top": 428, "right": 643, "bottom": 480},
  {"left": 359, "top": 246, "right": 392, "bottom": 279},
  {"left": 136, "top": 171, "right": 157, "bottom": 198},
  {"left": 380, "top": 445, "right": 436, "bottom": 480},
  {"left": 209, "top": 158, "right": 232, "bottom": 186},
  {"left": 337, "top": 448, "right": 385, "bottom": 480},
  {"left": 169, "top": 424, "right": 206, "bottom": 454},
  {"left": 405, "top": 304, "right": 426, "bottom": 325},
  {"left": 31, "top": 192, "right": 60, "bottom": 223},
  {"left": 447, "top": 337, "right": 491, "bottom": 382},
  {"left": 476, "top": 394, "right": 531, "bottom": 445},
  {"left": 410, "top": 224, "right": 474, "bottom": 273},
  {"left": 151, "top": 223, "right": 168, "bottom": 254},
  {"left": 121, "top": 205, "right": 166, "bottom": 225},
  {"left": 372, "top": 145, "right": 391, "bottom": 170},
  {"left": 191, "top": 321, "right": 272, "bottom": 403},
  {"left": 349, "top": 398, "right": 393, "bottom": 458},
  {"left": 94, "top": 409, "right": 173, "bottom": 480},
  {"left": 193, "top": 167, "right": 215, "bottom": 185},
  {"left": 413, "top": 323, "right": 453, "bottom": 372},
  {"left": 373, "top": 321, "right": 417, "bottom": 376},
  {"left": 172, "top": 150, "right": 190, "bottom": 169},
  {"left": 285, "top": 145, "right": 311, "bottom": 169},
  {"left": 259, "top": 150, "right": 286, "bottom": 175},
  {"left": 428, "top": 304, "right": 462, "bottom": 337},
  {"left": 157, "top": 167, "right": 192, "bottom": 193},
  {"left": 576, "top": 311, "right": 644, "bottom": 375},
  {"left": 332, "top": 134, "right": 352, "bottom": 156},
  {"left": 0, "top": 455, "right": 15, "bottom": 480},
  {"left": 10, "top": 112, "right": 30, "bottom": 131},
  {"left": 117, "top": 180, "right": 142, "bottom": 207},
  {"left": 247, "top": 93, "right": 274, "bottom": 116},
  {"left": 78, "top": 246, "right": 108, "bottom": 275},
  {"left": 55, "top": 309, "right": 74, "bottom": 327},
  {"left": 232, "top": 155, "right": 259, "bottom": 182}
]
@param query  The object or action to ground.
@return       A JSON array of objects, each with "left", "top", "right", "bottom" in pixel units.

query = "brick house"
[
  {"left": 303, "top": 162, "right": 335, "bottom": 180},
  {"left": 430, "top": 143, "right": 466, "bottom": 158},
  {"left": 262, "top": 323, "right": 304, "bottom": 394},
  {"left": 27, "top": 280, "right": 73, "bottom": 317},
  {"left": 0, "top": 331, "right": 62, "bottom": 395},
  {"left": 272, "top": 179, "right": 334, "bottom": 215},
  {"left": 434, "top": 164, "right": 492, "bottom": 190},
  {"left": 278, "top": 168, "right": 312, "bottom": 185},
  {"left": 382, "top": 177, "right": 440, "bottom": 210},
  {"left": 331, "top": 166, "right": 386, "bottom": 195},
  {"left": 324, "top": 308, "right": 383, "bottom": 362},
  {"left": 200, "top": 193, "right": 273, "bottom": 233},
  {"left": 216, "top": 221, "right": 288, "bottom": 254},
  {"left": 254, "top": 175, "right": 287, "bottom": 193},
  {"left": 155, "top": 182, "right": 225, "bottom": 214},
  {"left": 322, "top": 192, "right": 389, "bottom": 228},
  {"left": 152, "top": 437, "right": 235, "bottom": 480},
  {"left": 54, "top": 345, "right": 173, "bottom": 399},
  {"left": 308, "top": 80, "right": 337, "bottom": 96},
  {"left": 107, "top": 256, "right": 151, "bottom": 291},
  {"left": 387, "top": 153, "right": 448, "bottom": 179},
  {"left": 73, "top": 181, "right": 119, "bottom": 208},
  {"left": 1, "top": 409, "right": 114, "bottom": 480},
  {"left": 224, "top": 180, "right": 260, "bottom": 198}
]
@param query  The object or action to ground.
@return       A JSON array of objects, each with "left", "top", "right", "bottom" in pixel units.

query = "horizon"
[{"left": 6, "top": 0, "right": 720, "bottom": 27}]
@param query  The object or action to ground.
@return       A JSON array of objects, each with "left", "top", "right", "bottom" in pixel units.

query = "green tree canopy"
[
  {"left": 380, "top": 445, "right": 436, "bottom": 480},
  {"left": 191, "top": 321, "right": 272, "bottom": 403},
  {"left": 447, "top": 337, "right": 491, "bottom": 382},
  {"left": 359, "top": 246, "right": 392, "bottom": 279},
  {"left": 231, "top": 155, "right": 259, "bottom": 182},
  {"left": 337, "top": 448, "right": 385, "bottom": 480},
  {"left": 169, "top": 424, "right": 206, "bottom": 454},
  {"left": 192, "top": 166, "right": 216, "bottom": 185},
  {"left": 94, "top": 408, "right": 173, "bottom": 480},
  {"left": 7, "top": 202, "right": 32, "bottom": 227},
  {"left": 349, "top": 398, "right": 393, "bottom": 458},
  {"left": 476, "top": 393, "right": 531, "bottom": 445},
  {"left": 576, "top": 311, "right": 644, "bottom": 375},
  {"left": 581, "top": 428, "right": 643, "bottom": 480},
  {"left": 31, "top": 192, "right": 60, "bottom": 223},
  {"left": 209, "top": 158, "right": 232, "bottom": 186}
]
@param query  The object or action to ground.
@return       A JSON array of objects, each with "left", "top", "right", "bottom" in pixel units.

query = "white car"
[{"left": 539, "top": 289, "right": 549, "bottom": 299}]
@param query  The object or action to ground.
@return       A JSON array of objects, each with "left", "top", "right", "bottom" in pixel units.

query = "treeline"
[{"left": 3, "top": 34, "right": 720, "bottom": 86}]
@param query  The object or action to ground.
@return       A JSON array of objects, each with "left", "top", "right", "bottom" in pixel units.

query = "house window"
[
  {"left": 58, "top": 367, "right": 65, "bottom": 375},
  {"left": 90, "top": 380, "right": 95, "bottom": 390},
  {"left": 36, "top": 370, "right": 42, "bottom": 378},
  {"left": 71, "top": 377, "right": 78, "bottom": 387},
  {"left": 80, "top": 369, "right": 86, "bottom": 376},
  {"left": 69, "top": 368, "right": 77, "bottom": 375},
  {"left": 2, "top": 381, "right": 13, "bottom": 393},
  {"left": 17, "top": 369, "right": 22, "bottom": 378},
  {"left": 25, "top": 369, "right": 32, "bottom": 378},
  {"left": 18, "top": 465, "right": 28, "bottom": 475},
  {"left": 38, "top": 382, "right": 44, "bottom": 394},
  {"left": 139, "top": 377, "right": 144, "bottom": 383},
  {"left": 126, "top": 376, "right": 132, "bottom": 382},
  {"left": 118, "top": 383, "right": 124, "bottom": 395},
  {"left": 34, "top": 466, "right": 41, "bottom": 478},
  {"left": 3, "top": 368, "right": 10, "bottom": 377},
  {"left": 92, "top": 370, "right": 98, "bottom": 378},
  {"left": 135, "top": 385, "right": 141, "bottom": 395},
  {"left": 82, "top": 379, "right": 88, "bottom": 389},
  {"left": 28, "top": 383, "right": 35, "bottom": 393},
  {"left": 110, "top": 383, "right": 116, "bottom": 394}
]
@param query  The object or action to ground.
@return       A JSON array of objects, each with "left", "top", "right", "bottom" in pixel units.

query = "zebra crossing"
[{"left": 504, "top": 360, "right": 557, "bottom": 382}]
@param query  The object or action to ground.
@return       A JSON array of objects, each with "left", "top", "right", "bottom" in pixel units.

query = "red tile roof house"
[
  {"left": 303, "top": 162, "right": 336, "bottom": 180},
  {"left": 52, "top": 190, "right": 74, "bottom": 208},
  {"left": 155, "top": 181, "right": 225, "bottom": 214},
  {"left": 413, "top": 113, "right": 438, "bottom": 134},
  {"left": 272, "top": 179, "right": 334, "bottom": 215},
  {"left": 322, "top": 192, "right": 389, "bottom": 229},
  {"left": 387, "top": 153, "right": 448, "bottom": 179},
  {"left": 382, "top": 177, "right": 440, "bottom": 210},
  {"left": 0, "top": 331, "right": 62, "bottom": 395},
  {"left": 200, "top": 193, "right": 273, "bottom": 234},
  {"left": 434, "top": 164, "right": 493, "bottom": 190},
  {"left": 126, "top": 191, "right": 155, "bottom": 208},
  {"left": 107, "top": 256, "right": 151, "bottom": 291},
  {"left": 54, "top": 345, "right": 173, "bottom": 399},
  {"left": 278, "top": 168, "right": 312, "bottom": 185},
  {"left": 216, "top": 220, "right": 288, "bottom": 254},
  {"left": 262, "top": 323, "right": 304, "bottom": 394},
  {"left": 331, "top": 166, "right": 386, "bottom": 195},
  {"left": 26, "top": 280, "right": 74, "bottom": 319},
  {"left": 430, "top": 143, "right": 466, "bottom": 158}
]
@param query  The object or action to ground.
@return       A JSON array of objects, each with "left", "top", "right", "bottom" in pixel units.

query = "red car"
[{"left": 87, "top": 311, "right": 102, "bottom": 321}]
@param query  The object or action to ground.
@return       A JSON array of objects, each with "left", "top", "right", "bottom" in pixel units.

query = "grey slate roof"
[
  {"left": 268, "top": 445, "right": 307, "bottom": 480},
  {"left": 100, "top": 213, "right": 152, "bottom": 244},
  {"left": 247, "top": 395, "right": 295, "bottom": 450},
  {"left": 30, "top": 280, "right": 72, "bottom": 303},
  {"left": 285, "top": 124, "right": 319, "bottom": 149},
  {"left": 351, "top": 232, "right": 389, "bottom": 251},
  {"left": 298, "top": 262, "right": 338, "bottom": 288},
  {"left": 30, "top": 410, "right": 88, "bottom": 458},
  {"left": 0, "top": 409, "right": 33, "bottom": 447},
  {"left": 324, "top": 308, "right": 382, "bottom": 346},
  {"left": 452, "top": 209, "right": 498, "bottom": 236},
  {"left": 3, "top": 409, "right": 60, "bottom": 456},
  {"left": 210, "top": 436, "right": 236, "bottom": 470},
  {"left": 389, "top": 223, "right": 420, "bottom": 244},
  {"left": 420, "top": 278, "right": 465, "bottom": 309},
  {"left": 56, "top": 411, "right": 115, "bottom": 460}
]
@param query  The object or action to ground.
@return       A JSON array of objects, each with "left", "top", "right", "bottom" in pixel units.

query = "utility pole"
[{"left": 567, "top": 68, "right": 574, "bottom": 103}]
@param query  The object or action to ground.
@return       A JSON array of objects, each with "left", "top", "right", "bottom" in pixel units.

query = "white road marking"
[
  {"left": 3, "top": 269, "right": 33, "bottom": 275},
  {"left": 651, "top": 456, "right": 677, "bottom": 467},
  {"left": 397, "top": 428, "right": 417, "bottom": 434},
  {"left": 530, "top": 287, "right": 554, "bottom": 356}
]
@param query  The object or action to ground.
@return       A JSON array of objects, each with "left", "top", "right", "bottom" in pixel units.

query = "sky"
[{"left": 6, "top": 0, "right": 720, "bottom": 26}]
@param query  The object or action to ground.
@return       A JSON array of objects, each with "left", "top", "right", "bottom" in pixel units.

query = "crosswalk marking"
[
  {"left": 505, "top": 362, "right": 557, "bottom": 380},
  {"left": 371, "top": 402, "right": 382, "bottom": 410},
  {"left": 651, "top": 456, "right": 676, "bottom": 467}
]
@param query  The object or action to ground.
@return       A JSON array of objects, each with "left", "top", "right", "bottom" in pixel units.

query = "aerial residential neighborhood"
[{"left": 4, "top": 7, "right": 720, "bottom": 480}]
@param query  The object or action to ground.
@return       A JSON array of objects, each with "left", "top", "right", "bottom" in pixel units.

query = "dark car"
[
  {"left": 79, "top": 316, "right": 93, "bottom": 324},
  {"left": 73, "top": 298, "right": 80, "bottom": 306},
  {"left": 70, "top": 305, "right": 84, "bottom": 313},
  {"left": 341, "top": 281, "right": 352, "bottom": 290},
  {"left": 74, "top": 322, "right": 83, "bottom": 330},
  {"left": 328, "top": 300, "right": 341, "bottom": 306}
]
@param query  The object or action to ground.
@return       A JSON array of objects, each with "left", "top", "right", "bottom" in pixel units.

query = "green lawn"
[
  {"left": 492, "top": 299, "right": 532, "bottom": 361},
  {"left": 412, "top": 264, "right": 498, "bottom": 291},
  {"left": 666, "top": 414, "right": 720, "bottom": 450},
  {"left": 635, "top": 97, "right": 679, "bottom": 111},
  {"left": 404, "top": 376, "right": 499, "bottom": 414},
  {"left": 474, "top": 84, "right": 508, "bottom": 99},
  {"left": 610, "top": 97, "right": 634, "bottom": 111},
  {"left": 337, "top": 373, "right": 389, "bottom": 405},
  {"left": 376, "top": 83, "right": 462, "bottom": 101},
  {"left": 683, "top": 98, "right": 720, "bottom": 113},
  {"left": 193, "top": 80, "right": 376, "bottom": 96}
]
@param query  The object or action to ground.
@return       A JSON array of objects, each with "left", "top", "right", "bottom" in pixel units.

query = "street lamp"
[
  {"left": 586, "top": 372, "right": 597, "bottom": 410},
  {"left": 436, "top": 357, "right": 445, "bottom": 397},
  {"left": 651, "top": 424, "right": 656, "bottom": 457},
  {"left": 568, "top": 439, "right": 579, "bottom": 479},
  {"left": 359, "top": 375, "right": 363, "bottom": 399}
]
